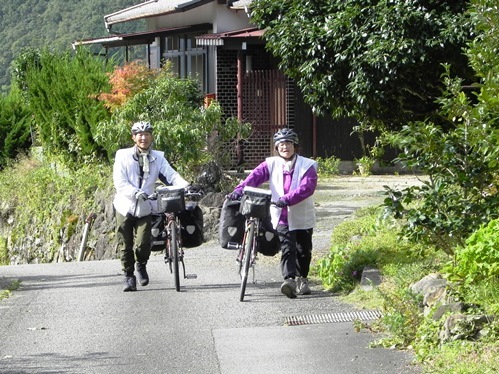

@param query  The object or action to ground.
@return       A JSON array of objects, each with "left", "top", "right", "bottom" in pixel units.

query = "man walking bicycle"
[{"left": 113, "top": 121, "right": 189, "bottom": 291}]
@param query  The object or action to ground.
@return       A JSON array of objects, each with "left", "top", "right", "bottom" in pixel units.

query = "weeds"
[
  {"left": 0, "top": 153, "right": 112, "bottom": 262},
  {"left": 317, "top": 204, "right": 498, "bottom": 373},
  {"left": 0, "top": 280, "right": 21, "bottom": 301},
  {"left": 316, "top": 155, "right": 341, "bottom": 177}
]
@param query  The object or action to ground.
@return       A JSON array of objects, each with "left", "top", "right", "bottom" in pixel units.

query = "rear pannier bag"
[
  {"left": 157, "top": 186, "right": 185, "bottom": 213},
  {"left": 256, "top": 217, "right": 281, "bottom": 256},
  {"left": 179, "top": 202, "right": 204, "bottom": 248},
  {"left": 218, "top": 199, "right": 245, "bottom": 249},
  {"left": 239, "top": 186, "right": 272, "bottom": 219},
  {"left": 150, "top": 213, "right": 166, "bottom": 252}
]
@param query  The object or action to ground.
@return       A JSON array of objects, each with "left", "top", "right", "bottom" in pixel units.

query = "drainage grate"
[{"left": 285, "top": 310, "right": 382, "bottom": 326}]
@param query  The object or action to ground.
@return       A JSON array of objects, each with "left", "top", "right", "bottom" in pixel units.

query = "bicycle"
[
  {"left": 150, "top": 186, "right": 203, "bottom": 292},
  {"left": 230, "top": 186, "right": 273, "bottom": 302}
]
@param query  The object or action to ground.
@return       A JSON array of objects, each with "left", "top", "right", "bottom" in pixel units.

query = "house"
[{"left": 74, "top": 0, "right": 373, "bottom": 170}]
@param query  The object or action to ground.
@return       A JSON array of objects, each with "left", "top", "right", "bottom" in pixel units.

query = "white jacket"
[
  {"left": 113, "top": 147, "right": 189, "bottom": 218},
  {"left": 266, "top": 155, "right": 317, "bottom": 231}
]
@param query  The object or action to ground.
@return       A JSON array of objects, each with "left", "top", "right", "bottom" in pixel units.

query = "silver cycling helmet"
[
  {"left": 131, "top": 121, "right": 153, "bottom": 134},
  {"left": 273, "top": 128, "right": 299, "bottom": 146}
]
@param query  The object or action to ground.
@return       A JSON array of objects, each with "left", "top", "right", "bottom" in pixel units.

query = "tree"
[
  {"left": 382, "top": 0, "right": 499, "bottom": 255},
  {"left": 250, "top": 0, "right": 474, "bottom": 129},
  {"left": 98, "top": 60, "right": 158, "bottom": 111},
  {"left": 0, "top": 88, "right": 32, "bottom": 168},
  {"left": 0, "top": 0, "right": 142, "bottom": 93},
  {"left": 95, "top": 62, "right": 250, "bottom": 184},
  {"left": 16, "top": 48, "right": 112, "bottom": 164}
]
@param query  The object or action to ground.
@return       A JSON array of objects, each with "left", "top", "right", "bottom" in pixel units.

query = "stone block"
[{"left": 360, "top": 266, "right": 382, "bottom": 290}]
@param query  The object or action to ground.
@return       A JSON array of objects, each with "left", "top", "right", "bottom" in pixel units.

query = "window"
[{"left": 162, "top": 34, "right": 207, "bottom": 91}]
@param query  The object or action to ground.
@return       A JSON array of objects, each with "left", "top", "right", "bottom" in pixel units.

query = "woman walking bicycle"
[{"left": 227, "top": 128, "right": 318, "bottom": 298}]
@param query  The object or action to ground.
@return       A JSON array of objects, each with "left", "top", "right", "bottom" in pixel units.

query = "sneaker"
[
  {"left": 280, "top": 278, "right": 297, "bottom": 299},
  {"left": 123, "top": 275, "right": 137, "bottom": 292},
  {"left": 136, "top": 262, "right": 149, "bottom": 286},
  {"left": 297, "top": 277, "right": 311, "bottom": 295}
]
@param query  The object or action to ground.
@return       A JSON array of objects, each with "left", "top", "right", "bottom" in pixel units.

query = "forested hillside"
[{"left": 0, "top": 0, "right": 142, "bottom": 93}]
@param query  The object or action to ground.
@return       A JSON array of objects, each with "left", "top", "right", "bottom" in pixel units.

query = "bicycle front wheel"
[
  {"left": 170, "top": 221, "right": 181, "bottom": 292},
  {"left": 239, "top": 220, "right": 255, "bottom": 302}
]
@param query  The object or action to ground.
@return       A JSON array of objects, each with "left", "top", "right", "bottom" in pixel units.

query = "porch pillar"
[
  {"left": 236, "top": 50, "right": 244, "bottom": 166},
  {"left": 237, "top": 50, "right": 243, "bottom": 122}
]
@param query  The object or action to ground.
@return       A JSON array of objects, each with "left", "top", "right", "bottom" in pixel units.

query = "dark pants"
[
  {"left": 115, "top": 211, "right": 152, "bottom": 275},
  {"left": 277, "top": 224, "right": 313, "bottom": 280}
]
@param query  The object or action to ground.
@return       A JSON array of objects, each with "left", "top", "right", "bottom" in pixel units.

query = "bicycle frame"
[
  {"left": 238, "top": 216, "right": 261, "bottom": 302},
  {"left": 163, "top": 212, "right": 184, "bottom": 292},
  {"left": 152, "top": 188, "right": 200, "bottom": 292}
]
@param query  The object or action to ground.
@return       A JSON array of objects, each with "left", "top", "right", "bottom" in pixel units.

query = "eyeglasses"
[{"left": 277, "top": 141, "right": 294, "bottom": 148}]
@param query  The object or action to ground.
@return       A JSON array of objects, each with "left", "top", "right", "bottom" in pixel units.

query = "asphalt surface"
[{"left": 0, "top": 175, "right": 424, "bottom": 374}]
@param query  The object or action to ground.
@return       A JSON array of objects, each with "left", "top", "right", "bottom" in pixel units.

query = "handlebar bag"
[
  {"left": 239, "top": 186, "right": 271, "bottom": 219},
  {"left": 218, "top": 199, "right": 245, "bottom": 249},
  {"left": 157, "top": 186, "right": 185, "bottom": 213}
]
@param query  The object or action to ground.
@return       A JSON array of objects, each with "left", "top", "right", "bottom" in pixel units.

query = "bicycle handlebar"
[
  {"left": 185, "top": 191, "right": 204, "bottom": 197},
  {"left": 147, "top": 189, "right": 204, "bottom": 201},
  {"left": 225, "top": 196, "right": 278, "bottom": 206}
]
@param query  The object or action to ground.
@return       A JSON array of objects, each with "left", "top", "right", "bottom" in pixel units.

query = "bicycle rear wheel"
[
  {"left": 239, "top": 220, "right": 255, "bottom": 302},
  {"left": 170, "top": 221, "right": 181, "bottom": 292}
]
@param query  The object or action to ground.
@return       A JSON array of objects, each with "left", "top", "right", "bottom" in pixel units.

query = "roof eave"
[{"left": 104, "top": 0, "right": 214, "bottom": 30}]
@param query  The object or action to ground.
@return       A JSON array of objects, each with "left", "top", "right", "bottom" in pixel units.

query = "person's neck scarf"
[
  {"left": 283, "top": 155, "right": 296, "bottom": 172},
  {"left": 136, "top": 147, "right": 150, "bottom": 181}
]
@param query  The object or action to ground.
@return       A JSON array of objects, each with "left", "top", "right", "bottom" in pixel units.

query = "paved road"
[{"left": 0, "top": 176, "right": 423, "bottom": 374}]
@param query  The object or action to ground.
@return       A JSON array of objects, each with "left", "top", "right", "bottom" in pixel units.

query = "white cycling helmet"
[{"left": 131, "top": 121, "right": 153, "bottom": 134}]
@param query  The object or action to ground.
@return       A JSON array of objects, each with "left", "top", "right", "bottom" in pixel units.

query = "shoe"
[
  {"left": 297, "top": 277, "right": 311, "bottom": 295},
  {"left": 136, "top": 262, "right": 149, "bottom": 286},
  {"left": 280, "top": 278, "right": 297, "bottom": 299},
  {"left": 123, "top": 275, "right": 137, "bottom": 292}
]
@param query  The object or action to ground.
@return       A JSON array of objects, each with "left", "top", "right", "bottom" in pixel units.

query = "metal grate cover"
[{"left": 285, "top": 310, "right": 382, "bottom": 326}]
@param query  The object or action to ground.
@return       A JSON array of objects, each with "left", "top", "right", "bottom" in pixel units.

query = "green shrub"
[
  {"left": 354, "top": 156, "right": 375, "bottom": 177},
  {"left": 447, "top": 218, "right": 499, "bottom": 285},
  {"left": 316, "top": 155, "right": 341, "bottom": 177},
  {"left": 442, "top": 219, "right": 499, "bottom": 316}
]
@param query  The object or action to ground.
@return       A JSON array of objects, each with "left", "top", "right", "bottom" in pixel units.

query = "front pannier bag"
[
  {"left": 218, "top": 199, "right": 245, "bottom": 249},
  {"left": 256, "top": 217, "right": 281, "bottom": 256},
  {"left": 150, "top": 213, "right": 166, "bottom": 252},
  {"left": 179, "top": 201, "right": 204, "bottom": 248},
  {"left": 239, "top": 186, "right": 272, "bottom": 219}
]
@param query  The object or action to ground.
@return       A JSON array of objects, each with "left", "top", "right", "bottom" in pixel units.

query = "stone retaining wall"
[{"left": 1, "top": 189, "right": 227, "bottom": 265}]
